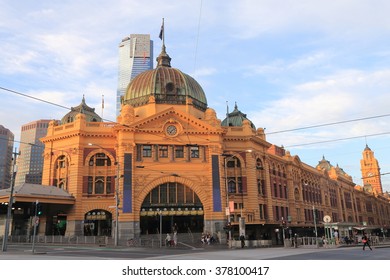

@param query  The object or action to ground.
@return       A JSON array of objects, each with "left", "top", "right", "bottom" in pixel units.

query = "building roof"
[
  {"left": 317, "top": 155, "right": 333, "bottom": 171},
  {"left": 123, "top": 44, "right": 208, "bottom": 111},
  {"left": 61, "top": 96, "right": 102, "bottom": 124},
  {"left": 221, "top": 103, "right": 256, "bottom": 129},
  {"left": 0, "top": 183, "right": 75, "bottom": 204}
]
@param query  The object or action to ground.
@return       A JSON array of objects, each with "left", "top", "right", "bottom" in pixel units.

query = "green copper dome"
[
  {"left": 61, "top": 96, "right": 102, "bottom": 124},
  {"left": 123, "top": 45, "right": 207, "bottom": 111},
  {"left": 221, "top": 103, "right": 256, "bottom": 129}
]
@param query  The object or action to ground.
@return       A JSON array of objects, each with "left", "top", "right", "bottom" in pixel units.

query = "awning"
[{"left": 353, "top": 227, "right": 366, "bottom": 230}]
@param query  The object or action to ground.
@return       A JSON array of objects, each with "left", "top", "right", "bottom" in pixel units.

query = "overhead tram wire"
[
  {"left": 266, "top": 113, "right": 390, "bottom": 135},
  {"left": 0, "top": 86, "right": 70, "bottom": 111},
  {"left": 284, "top": 131, "right": 390, "bottom": 148},
  {"left": 1, "top": 86, "right": 114, "bottom": 123},
  {"left": 3, "top": 85, "right": 390, "bottom": 148},
  {"left": 193, "top": 0, "right": 203, "bottom": 76}
]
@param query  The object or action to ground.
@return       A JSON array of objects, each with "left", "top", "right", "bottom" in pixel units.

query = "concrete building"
[
  {"left": 116, "top": 34, "right": 153, "bottom": 116},
  {"left": 0, "top": 125, "right": 14, "bottom": 189},
  {"left": 15, "top": 120, "right": 51, "bottom": 186}
]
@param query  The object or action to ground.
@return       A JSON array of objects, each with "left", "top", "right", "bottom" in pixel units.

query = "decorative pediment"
[{"left": 128, "top": 107, "right": 223, "bottom": 136}]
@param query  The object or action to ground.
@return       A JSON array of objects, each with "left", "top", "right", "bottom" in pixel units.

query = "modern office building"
[
  {"left": 116, "top": 34, "right": 153, "bottom": 116},
  {"left": 0, "top": 125, "right": 14, "bottom": 189},
  {"left": 14, "top": 120, "right": 51, "bottom": 186}
]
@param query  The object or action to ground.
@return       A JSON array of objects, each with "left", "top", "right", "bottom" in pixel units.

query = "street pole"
[
  {"left": 115, "top": 162, "right": 120, "bottom": 246},
  {"left": 312, "top": 205, "right": 318, "bottom": 248},
  {"left": 224, "top": 157, "right": 232, "bottom": 248},
  {"left": 2, "top": 148, "right": 19, "bottom": 252},
  {"left": 32, "top": 200, "right": 38, "bottom": 253},
  {"left": 281, "top": 217, "right": 286, "bottom": 245},
  {"left": 159, "top": 210, "right": 162, "bottom": 248}
]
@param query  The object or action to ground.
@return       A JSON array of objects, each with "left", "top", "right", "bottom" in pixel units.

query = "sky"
[{"left": 1, "top": 0, "right": 390, "bottom": 191}]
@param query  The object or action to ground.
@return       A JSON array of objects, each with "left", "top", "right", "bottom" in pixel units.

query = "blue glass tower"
[{"left": 116, "top": 34, "right": 153, "bottom": 116}]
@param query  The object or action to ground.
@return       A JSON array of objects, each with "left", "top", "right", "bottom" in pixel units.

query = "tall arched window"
[
  {"left": 226, "top": 157, "right": 243, "bottom": 193},
  {"left": 53, "top": 155, "right": 69, "bottom": 190},
  {"left": 85, "top": 152, "right": 115, "bottom": 195}
]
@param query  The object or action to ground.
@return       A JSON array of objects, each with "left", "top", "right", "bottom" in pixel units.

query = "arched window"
[
  {"left": 53, "top": 155, "right": 69, "bottom": 190},
  {"left": 89, "top": 153, "right": 111, "bottom": 166},
  {"left": 142, "top": 183, "right": 202, "bottom": 207},
  {"left": 228, "top": 180, "right": 236, "bottom": 193},
  {"left": 294, "top": 188, "right": 300, "bottom": 200},
  {"left": 85, "top": 152, "right": 115, "bottom": 195}
]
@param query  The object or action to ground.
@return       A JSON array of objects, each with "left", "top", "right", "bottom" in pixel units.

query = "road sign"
[{"left": 34, "top": 217, "right": 39, "bottom": 225}]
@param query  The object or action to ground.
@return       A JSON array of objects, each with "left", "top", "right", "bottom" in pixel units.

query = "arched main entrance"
[
  {"left": 140, "top": 182, "right": 204, "bottom": 234},
  {"left": 84, "top": 209, "right": 112, "bottom": 236}
]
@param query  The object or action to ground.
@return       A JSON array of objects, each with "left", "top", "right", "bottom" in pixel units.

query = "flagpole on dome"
[
  {"left": 157, "top": 18, "right": 171, "bottom": 67},
  {"left": 159, "top": 18, "right": 165, "bottom": 48}
]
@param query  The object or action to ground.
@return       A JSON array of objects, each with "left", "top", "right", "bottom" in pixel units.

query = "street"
[{"left": 1, "top": 243, "right": 389, "bottom": 260}]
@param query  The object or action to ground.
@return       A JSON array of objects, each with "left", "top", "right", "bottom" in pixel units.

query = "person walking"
[
  {"left": 240, "top": 234, "right": 245, "bottom": 248},
  {"left": 165, "top": 233, "right": 172, "bottom": 247},
  {"left": 362, "top": 233, "right": 372, "bottom": 250}
]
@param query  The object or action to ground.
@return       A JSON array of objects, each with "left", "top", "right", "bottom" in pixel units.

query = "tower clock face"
[{"left": 166, "top": 125, "right": 178, "bottom": 136}]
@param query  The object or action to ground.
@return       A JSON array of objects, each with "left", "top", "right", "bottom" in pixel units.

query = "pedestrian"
[
  {"left": 240, "top": 234, "right": 245, "bottom": 248},
  {"left": 173, "top": 232, "right": 177, "bottom": 247},
  {"left": 362, "top": 233, "right": 372, "bottom": 251},
  {"left": 165, "top": 233, "right": 172, "bottom": 247}
]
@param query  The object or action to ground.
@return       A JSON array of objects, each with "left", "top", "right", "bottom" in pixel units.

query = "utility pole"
[
  {"left": 115, "top": 162, "right": 120, "bottom": 246},
  {"left": 32, "top": 200, "right": 39, "bottom": 253},
  {"left": 313, "top": 205, "right": 319, "bottom": 248},
  {"left": 2, "top": 148, "right": 20, "bottom": 252}
]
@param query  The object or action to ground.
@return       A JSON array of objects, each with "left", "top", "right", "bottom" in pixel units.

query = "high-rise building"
[
  {"left": 116, "top": 34, "right": 153, "bottom": 116},
  {"left": 14, "top": 120, "right": 51, "bottom": 186},
  {"left": 360, "top": 144, "right": 383, "bottom": 194},
  {"left": 0, "top": 125, "right": 14, "bottom": 189}
]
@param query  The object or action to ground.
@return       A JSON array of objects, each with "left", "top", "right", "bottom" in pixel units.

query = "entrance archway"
[
  {"left": 140, "top": 182, "right": 204, "bottom": 234},
  {"left": 84, "top": 209, "right": 112, "bottom": 236}
]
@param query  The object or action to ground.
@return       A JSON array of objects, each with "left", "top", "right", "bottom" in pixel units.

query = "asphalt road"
[{"left": 1, "top": 243, "right": 389, "bottom": 260}]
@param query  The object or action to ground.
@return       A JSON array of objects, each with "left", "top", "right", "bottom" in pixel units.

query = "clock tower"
[{"left": 360, "top": 144, "right": 383, "bottom": 194}]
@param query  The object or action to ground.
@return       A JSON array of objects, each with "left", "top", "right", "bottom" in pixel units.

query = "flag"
[
  {"left": 159, "top": 24, "right": 163, "bottom": 40},
  {"left": 159, "top": 18, "right": 164, "bottom": 40}
]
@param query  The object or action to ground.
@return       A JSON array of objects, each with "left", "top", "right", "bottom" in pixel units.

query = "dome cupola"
[
  {"left": 61, "top": 96, "right": 102, "bottom": 124},
  {"left": 221, "top": 103, "right": 256, "bottom": 129},
  {"left": 123, "top": 41, "right": 207, "bottom": 111}
]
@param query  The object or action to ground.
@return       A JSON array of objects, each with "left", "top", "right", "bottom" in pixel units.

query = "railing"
[{"left": 1, "top": 235, "right": 113, "bottom": 246}]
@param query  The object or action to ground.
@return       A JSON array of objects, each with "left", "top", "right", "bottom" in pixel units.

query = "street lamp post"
[
  {"left": 159, "top": 210, "right": 162, "bottom": 248},
  {"left": 223, "top": 156, "right": 232, "bottom": 248},
  {"left": 114, "top": 161, "right": 120, "bottom": 247},
  {"left": 2, "top": 148, "right": 20, "bottom": 252},
  {"left": 312, "top": 205, "right": 319, "bottom": 248}
]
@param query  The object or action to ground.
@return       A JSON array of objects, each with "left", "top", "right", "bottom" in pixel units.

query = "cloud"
[
  {"left": 192, "top": 67, "right": 217, "bottom": 77},
  {"left": 251, "top": 68, "right": 390, "bottom": 148},
  {"left": 221, "top": 0, "right": 390, "bottom": 39}
]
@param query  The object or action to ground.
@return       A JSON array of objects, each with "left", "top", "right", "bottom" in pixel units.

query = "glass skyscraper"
[
  {"left": 15, "top": 119, "right": 51, "bottom": 186},
  {"left": 0, "top": 125, "right": 14, "bottom": 189},
  {"left": 116, "top": 34, "right": 153, "bottom": 116}
]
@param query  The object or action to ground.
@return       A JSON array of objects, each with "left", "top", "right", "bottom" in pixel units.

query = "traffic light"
[
  {"left": 223, "top": 222, "right": 232, "bottom": 233},
  {"left": 36, "top": 203, "right": 43, "bottom": 216}
]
